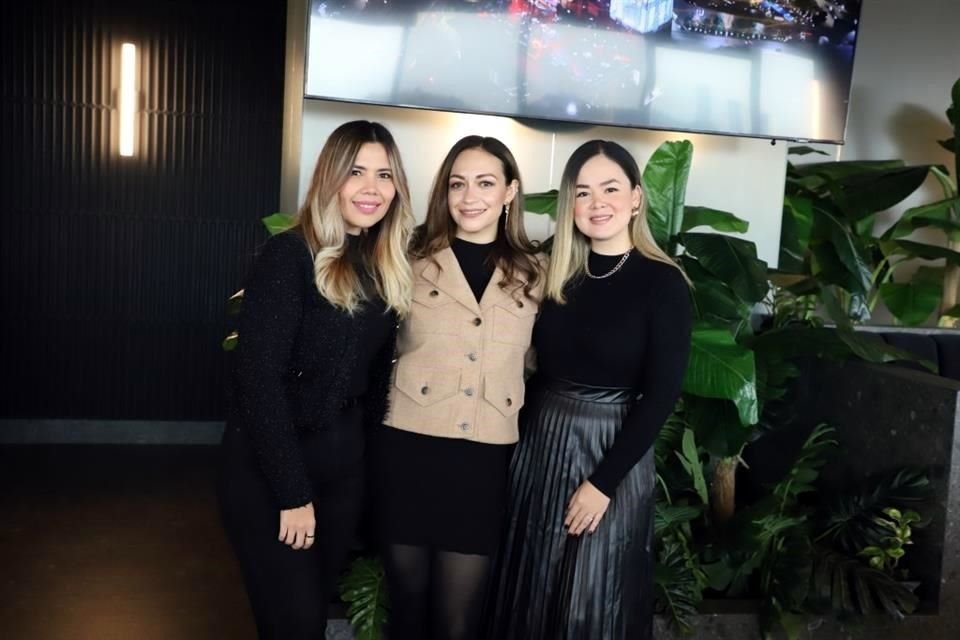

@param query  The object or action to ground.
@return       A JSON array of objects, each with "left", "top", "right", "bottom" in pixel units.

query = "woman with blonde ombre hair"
[
  {"left": 218, "top": 120, "right": 414, "bottom": 640},
  {"left": 369, "top": 135, "right": 546, "bottom": 640},
  {"left": 486, "top": 140, "right": 692, "bottom": 640}
]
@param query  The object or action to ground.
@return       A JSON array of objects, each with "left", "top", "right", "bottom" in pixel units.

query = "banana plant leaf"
[
  {"left": 262, "top": 212, "right": 297, "bottom": 236},
  {"left": 882, "top": 196, "right": 960, "bottom": 241},
  {"left": 824, "top": 166, "right": 938, "bottom": 222},
  {"left": 683, "top": 322, "right": 758, "bottom": 426},
  {"left": 684, "top": 396, "right": 751, "bottom": 459},
  {"left": 681, "top": 206, "right": 749, "bottom": 234},
  {"left": 745, "top": 326, "right": 936, "bottom": 373},
  {"left": 679, "top": 232, "right": 769, "bottom": 304},
  {"left": 681, "top": 257, "right": 751, "bottom": 324},
  {"left": 811, "top": 205, "right": 873, "bottom": 295},
  {"left": 788, "top": 146, "right": 829, "bottom": 157},
  {"left": 789, "top": 159, "right": 905, "bottom": 180},
  {"left": 881, "top": 239, "right": 960, "bottom": 264},
  {"left": 524, "top": 190, "right": 559, "bottom": 217},
  {"left": 879, "top": 267, "right": 943, "bottom": 326},
  {"left": 644, "top": 140, "right": 693, "bottom": 250},
  {"left": 779, "top": 194, "right": 815, "bottom": 274}
]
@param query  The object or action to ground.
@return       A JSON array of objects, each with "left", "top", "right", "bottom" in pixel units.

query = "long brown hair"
[
  {"left": 546, "top": 139, "right": 689, "bottom": 303},
  {"left": 297, "top": 120, "right": 414, "bottom": 315},
  {"left": 411, "top": 135, "right": 542, "bottom": 300}
]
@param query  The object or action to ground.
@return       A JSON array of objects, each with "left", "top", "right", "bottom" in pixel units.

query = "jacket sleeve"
[
  {"left": 233, "top": 233, "right": 314, "bottom": 509},
  {"left": 588, "top": 270, "right": 692, "bottom": 497},
  {"left": 364, "top": 316, "right": 399, "bottom": 431}
]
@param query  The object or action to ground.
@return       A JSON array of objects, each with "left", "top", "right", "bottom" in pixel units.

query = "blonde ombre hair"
[
  {"left": 297, "top": 120, "right": 414, "bottom": 315},
  {"left": 546, "top": 140, "right": 688, "bottom": 303}
]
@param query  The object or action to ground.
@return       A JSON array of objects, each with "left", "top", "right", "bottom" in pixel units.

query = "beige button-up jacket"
[{"left": 383, "top": 247, "right": 546, "bottom": 445}]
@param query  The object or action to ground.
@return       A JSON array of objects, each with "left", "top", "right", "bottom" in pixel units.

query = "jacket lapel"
[
  {"left": 480, "top": 265, "right": 526, "bottom": 310},
  {"left": 420, "top": 247, "right": 482, "bottom": 313}
]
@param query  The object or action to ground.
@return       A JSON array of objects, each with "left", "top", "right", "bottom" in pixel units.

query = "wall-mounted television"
[{"left": 305, "top": 1, "right": 863, "bottom": 144}]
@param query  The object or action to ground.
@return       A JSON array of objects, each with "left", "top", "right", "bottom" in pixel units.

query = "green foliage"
[
  {"left": 675, "top": 429, "right": 709, "bottom": 505},
  {"left": 817, "top": 467, "right": 931, "bottom": 557},
  {"left": 655, "top": 534, "right": 706, "bottom": 634},
  {"left": 778, "top": 78, "right": 960, "bottom": 327},
  {"left": 340, "top": 556, "right": 389, "bottom": 640},
  {"left": 859, "top": 508, "right": 921, "bottom": 574},
  {"left": 808, "top": 549, "right": 919, "bottom": 622},
  {"left": 262, "top": 212, "right": 297, "bottom": 236}
]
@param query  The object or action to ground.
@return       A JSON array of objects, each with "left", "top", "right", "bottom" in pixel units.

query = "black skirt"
[
  {"left": 368, "top": 424, "right": 513, "bottom": 555},
  {"left": 485, "top": 376, "right": 656, "bottom": 640}
]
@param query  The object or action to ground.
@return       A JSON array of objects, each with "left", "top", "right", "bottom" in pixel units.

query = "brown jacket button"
[
  {"left": 421, "top": 386, "right": 429, "bottom": 395},
  {"left": 516, "top": 301, "right": 524, "bottom": 308},
  {"left": 473, "top": 317, "right": 482, "bottom": 326},
  {"left": 429, "top": 290, "right": 439, "bottom": 297},
  {"left": 506, "top": 397, "right": 513, "bottom": 407}
]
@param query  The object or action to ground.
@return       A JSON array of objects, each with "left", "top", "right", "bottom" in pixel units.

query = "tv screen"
[{"left": 305, "top": 1, "right": 862, "bottom": 143}]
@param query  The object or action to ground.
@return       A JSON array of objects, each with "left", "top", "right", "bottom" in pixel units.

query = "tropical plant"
[
  {"left": 221, "top": 213, "right": 297, "bottom": 352},
  {"left": 339, "top": 556, "right": 389, "bottom": 640},
  {"left": 777, "top": 77, "right": 960, "bottom": 328}
]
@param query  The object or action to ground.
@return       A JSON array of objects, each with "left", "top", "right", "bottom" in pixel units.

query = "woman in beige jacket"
[{"left": 369, "top": 135, "right": 546, "bottom": 640}]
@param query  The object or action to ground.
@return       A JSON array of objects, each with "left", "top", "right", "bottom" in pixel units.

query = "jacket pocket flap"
[
  {"left": 395, "top": 361, "right": 460, "bottom": 407},
  {"left": 483, "top": 372, "right": 524, "bottom": 417}
]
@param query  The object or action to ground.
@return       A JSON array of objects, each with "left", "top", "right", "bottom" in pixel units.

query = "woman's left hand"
[{"left": 564, "top": 481, "right": 610, "bottom": 536}]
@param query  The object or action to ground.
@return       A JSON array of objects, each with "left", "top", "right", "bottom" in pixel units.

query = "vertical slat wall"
[{"left": 0, "top": 0, "right": 287, "bottom": 420}]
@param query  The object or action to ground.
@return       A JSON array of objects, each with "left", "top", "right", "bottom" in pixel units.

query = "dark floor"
[{"left": 0, "top": 445, "right": 258, "bottom": 640}]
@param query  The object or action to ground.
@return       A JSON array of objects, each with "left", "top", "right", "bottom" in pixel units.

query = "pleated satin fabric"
[{"left": 485, "top": 375, "right": 656, "bottom": 640}]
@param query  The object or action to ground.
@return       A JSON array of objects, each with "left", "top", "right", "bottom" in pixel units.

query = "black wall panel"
[{"left": 0, "top": 0, "right": 287, "bottom": 419}]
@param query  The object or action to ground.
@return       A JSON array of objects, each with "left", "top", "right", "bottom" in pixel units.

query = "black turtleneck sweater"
[
  {"left": 532, "top": 249, "right": 692, "bottom": 497},
  {"left": 451, "top": 237, "right": 495, "bottom": 301}
]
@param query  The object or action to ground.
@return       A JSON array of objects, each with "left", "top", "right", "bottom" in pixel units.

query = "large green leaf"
[
  {"left": 681, "top": 206, "right": 749, "bottom": 233},
  {"left": 524, "top": 190, "right": 559, "bottom": 217},
  {"left": 882, "top": 239, "right": 960, "bottom": 264},
  {"left": 879, "top": 271, "right": 942, "bottom": 327},
  {"left": 745, "top": 326, "right": 935, "bottom": 372},
  {"left": 809, "top": 243, "right": 870, "bottom": 298},
  {"left": 790, "top": 159, "right": 904, "bottom": 181},
  {"left": 682, "top": 257, "right": 751, "bottom": 323},
  {"left": 644, "top": 140, "right": 693, "bottom": 249},
  {"left": 826, "top": 166, "right": 933, "bottom": 222},
  {"left": 262, "top": 212, "right": 297, "bottom": 236},
  {"left": 788, "top": 146, "right": 829, "bottom": 156},
  {"left": 811, "top": 205, "right": 873, "bottom": 295},
  {"left": 685, "top": 396, "right": 751, "bottom": 458},
  {"left": 683, "top": 323, "right": 758, "bottom": 426},
  {"left": 779, "top": 194, "right": 815, "bottom": 273},
  {"left": 340, "top": 556, "right": 389, "bottom": 640},
  {"left": 680, "top": 232, "right": 769, "bottom": 304},
  {"left": 676, "top": 429, "right": 709, "bottom": 504},
  {"left": 883, "top": 196, "right": 960, "bottom": 240}
]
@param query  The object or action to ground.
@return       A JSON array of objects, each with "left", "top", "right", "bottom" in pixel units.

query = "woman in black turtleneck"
[
  {"left": 369, "top": 136, "right": 545, "bottom": 640},
  {"left": 486, "top": 140, "right": 692, "bottom": 640},
  {"left": 217, "top": 121, "right": 414, "bottom": 640}
]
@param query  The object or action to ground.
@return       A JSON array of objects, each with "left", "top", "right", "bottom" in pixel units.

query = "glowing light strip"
[{"left": 119, "top": 43, "right": 137, "bottom": 157}]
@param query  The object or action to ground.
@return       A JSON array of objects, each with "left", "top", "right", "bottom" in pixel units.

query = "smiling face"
[
  {"left": 447, "top": 147, "right": 518, "bottom": 244},
  {"left": 572, "top": 153, "right": 642, "bottom": 254},
  {"left": 337, "top": 142, "right": 397, "bottom": 235}
]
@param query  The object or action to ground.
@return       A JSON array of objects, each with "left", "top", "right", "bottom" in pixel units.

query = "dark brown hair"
[{"left": 410, "top": 135, "right": 542, "bottom": 300}]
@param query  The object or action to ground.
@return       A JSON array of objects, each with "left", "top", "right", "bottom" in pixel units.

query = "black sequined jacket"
[{"left": 229, "top": 231, "right": 398, "bottom": 509}]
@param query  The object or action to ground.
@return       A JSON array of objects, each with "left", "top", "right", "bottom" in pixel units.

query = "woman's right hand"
[{"left": 278, "top": 502, "right": 316, "bottom": 550}]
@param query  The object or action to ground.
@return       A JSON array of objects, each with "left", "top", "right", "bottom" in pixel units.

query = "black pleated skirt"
[{"left": 485, "top": 376, "right": 656, "bottom": 640}]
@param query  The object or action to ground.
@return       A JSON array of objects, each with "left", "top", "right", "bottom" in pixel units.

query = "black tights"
[{"left": 382, "top": 543, "right": 490, "bottom": 640}]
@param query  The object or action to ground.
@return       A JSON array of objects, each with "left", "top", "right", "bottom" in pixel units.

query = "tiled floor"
[{"left": 0, "top": 445, "right": 355, "bottom": 640}]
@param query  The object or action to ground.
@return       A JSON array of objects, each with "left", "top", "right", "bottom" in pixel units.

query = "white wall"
[
  {"left": 808, "top": 0, "right": 959, "bottom": 212},
  {"left": 299, "top": 100, "right": 787, "bottom": 266}
]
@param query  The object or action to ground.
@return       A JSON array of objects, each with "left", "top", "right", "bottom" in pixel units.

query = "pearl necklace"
[{"left": 585, "top": 250, "right": 631, "bottom": 279}]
